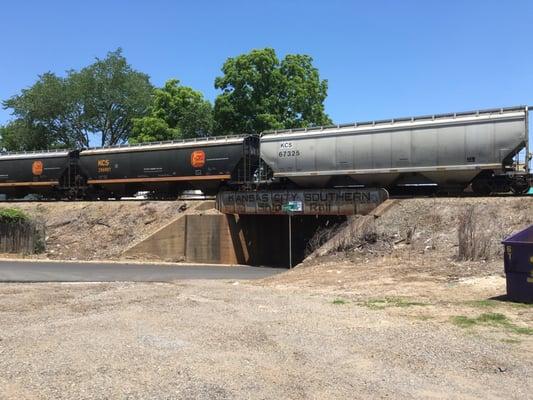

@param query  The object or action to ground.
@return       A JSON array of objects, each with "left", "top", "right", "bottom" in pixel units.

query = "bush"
[
  {"left": 457, "top": 205, "right": 491, "bottom": 261},
  {"left": 305, "top": 215, "right": 391, "bottom": 257},
  {"left": 0, "top": 208, "right": 45, "bottom": 254},
  {"left": 0, "top": 208, "right": 28, "bottom": 223}
]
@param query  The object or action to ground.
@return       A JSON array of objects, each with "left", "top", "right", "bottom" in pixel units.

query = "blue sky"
[{"left": 1, "top": 0, "right": 533, "bottom": 130}]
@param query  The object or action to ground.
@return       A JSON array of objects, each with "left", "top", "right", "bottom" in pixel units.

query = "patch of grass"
[
  {"left": 463, "top": 299, "right": 533, "bottom": 310},
  {"left": 508, "top": 302, "right": 533, "bottom": 309},
  {"left": 362, "top": 297, "right": 428, "bottom": 310},
  {"left": 452, "top": 315, "right": 477, "bottom": 328},
  {"left": 451, "top": 312, "right": 533, "bottom": 336},
  {"left": 464, "top": 300, "right": 499, "bottom": 308},
  {"left": 477, "top": 312, "right": 508, "bottom": 324},
  {"left": 501, "top": 338, "right": 521, "bottom": 344},
  {"left": 332, "top": 298, "right": 348, "bottom": 305},
  {"left": 0, "top": 208, "right": 28, "bottom": 223},
  {"left": 509, "top": 326, "right": 533, "bottom": 335}
]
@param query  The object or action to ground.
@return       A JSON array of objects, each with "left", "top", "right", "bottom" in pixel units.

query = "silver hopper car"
[{"left": 260, "top": 106, "right": 531, "bottom": 194}]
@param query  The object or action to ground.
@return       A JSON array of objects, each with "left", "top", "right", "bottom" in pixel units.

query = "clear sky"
[{"left": 1, "top": 0, "right": 533, "bottom": 131}]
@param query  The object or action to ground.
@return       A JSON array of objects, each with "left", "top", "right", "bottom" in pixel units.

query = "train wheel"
[{"left": 511, "top": 180, "right": 530, "bottom": 195}]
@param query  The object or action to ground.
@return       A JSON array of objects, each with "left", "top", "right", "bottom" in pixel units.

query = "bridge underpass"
[
  {"left": 226, "top": 214, "right": 346, "bottom": 267},
  {"left": 123, "top": 189, "right": 388, "bottom": 268}
]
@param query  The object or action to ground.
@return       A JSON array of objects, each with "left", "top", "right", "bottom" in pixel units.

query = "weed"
[
  {"left": 501, "top": 338, "right": 521, "bottom": 344},
  {"left": 362, "top": 297, "right": 428, "bottom": 310},
  {"left": 464, "top": 300, "right": 498, "bottom": 308},
  {"left": 0, "top": 208, "right": 28, "bottom": 223},
  {"left": 457, "top": 205, "right": 492, "bottom": 261},
  {"left": 510, "top": 326, "right": 533, "bottom": 335},
  {"left": 464, "top": 299, "right": 533, "bottom": 309},
  {"left": 477, "top": 312, "right": 508, "bottom": 324},
  {"left": 332, "top": 299, "right": 348, "bottom": 305},
  {"left": 451, "top": 316, "right": 477, "bottom": 328},
  {"left": 451, "top": 312, "right": 532, "bottom": 335}
]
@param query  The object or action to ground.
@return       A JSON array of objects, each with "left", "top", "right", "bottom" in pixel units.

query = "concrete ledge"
[{"left": 123, "top": 201, "right": 215, "bottom": 262}]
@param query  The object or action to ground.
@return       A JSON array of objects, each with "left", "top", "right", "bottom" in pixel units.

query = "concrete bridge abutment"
[{"left": 123, "top": 189, "right": 387, "bottom": 267}]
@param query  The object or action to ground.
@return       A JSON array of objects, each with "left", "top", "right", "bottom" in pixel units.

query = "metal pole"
[
  {"left": 525, "top": 106, "right": 530, "bottom": 174},
  {"left": 288, "top": 214, "right": 292, "bottom": 268}
]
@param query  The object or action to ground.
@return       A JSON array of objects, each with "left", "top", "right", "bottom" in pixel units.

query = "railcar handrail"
[
  {"left": 263, "top": 105, "right": 529, "bottom": 135},
  {"left": 83, "top": 134, "right": 248, "bottom": 151},
  {"left": 0, "top": 148, "right": 70, "bottom": 156},
  {"left": 0, "top": 134, "right": 250, "bottom": 156}
]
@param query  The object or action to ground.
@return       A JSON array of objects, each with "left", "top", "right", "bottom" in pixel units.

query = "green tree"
[
  {"left": 131, "top": 79, "right": 213, "bottom": 143},
  {"left": 131, "top": 117, "right": 176, "bottom": 143},
  {"left": 70, "top": 49, "right": 153, "bottom": 146},
  {"left": 2, "top": 49, "right": 153, "bottom": 149},
  {"left": 0, "top": 120, "right": 57, "bottom": 151},
  {"left": 213, "top": 48, "right": 331, "bottom": 135},
  {"left": 3, "top": 72, "right": 83, "bottom": 148}
]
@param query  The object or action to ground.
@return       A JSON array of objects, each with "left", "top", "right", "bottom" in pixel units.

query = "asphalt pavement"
[{"left": 0, "top": 260, "right": 283, "bottom": 282}]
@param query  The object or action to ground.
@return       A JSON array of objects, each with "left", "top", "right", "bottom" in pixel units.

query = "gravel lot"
[{"left": 0, "top": 279, "right": 531, "bottom": 399}]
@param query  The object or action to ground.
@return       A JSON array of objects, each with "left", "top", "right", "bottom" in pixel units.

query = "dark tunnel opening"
[{"left": 227, "top": 214, "right": 347, "bottom": 268}]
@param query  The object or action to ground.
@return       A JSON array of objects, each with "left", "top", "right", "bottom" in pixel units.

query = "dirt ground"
[
  {"left": 0, "top": 279, "right": 531, "bottom": 400},
  {"left": 284, "top": 197, "right": 533, "bottom": 292},
  {"left": 0, "top": 197, "right": 532, "bottom": 399},
  {"left": 0, "top": 201, "right": 189, "bottom": 261}
]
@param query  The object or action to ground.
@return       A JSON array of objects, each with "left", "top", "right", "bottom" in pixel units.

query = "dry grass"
[
  {"left": 306, "top": 216, "right": 387, "bottom": 256},
  {"left": 457, "top": 205, "right": 492, "bottom": 261}
]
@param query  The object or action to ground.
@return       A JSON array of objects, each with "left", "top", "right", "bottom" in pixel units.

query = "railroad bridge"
[{"left": 124, "top": 188, "right": 388, "bottom": 268}]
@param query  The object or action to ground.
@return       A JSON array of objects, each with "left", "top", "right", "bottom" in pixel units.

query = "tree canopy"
[
  {"left": 1, "top": 49, "right": 152, "bottom": 150},
  {"left": 1, "top": 47, "right": 332, "bottom": 151},
  {"left": 130, "top": 79, "right": 213, "bottom": 143},
  {"left": 214, "top": 48, "right": 331, "bottom": 135},
  {"left": 0, "top": 120, "right": 56, "bottom": 151},
  {"left": 71, "top": 49, "right": 153, "bottom": 146}
]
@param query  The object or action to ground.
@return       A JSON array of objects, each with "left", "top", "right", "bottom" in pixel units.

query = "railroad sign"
[
  {"left": 282, "top": 201, "right": 303, "bottom": 213},
  {"left": 216, "top": 188, "right": 388, "bottom": 216}
]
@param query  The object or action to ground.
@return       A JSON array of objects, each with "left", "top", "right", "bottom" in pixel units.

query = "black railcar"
[
  {"left": 0, "top": 150, "right": 77, "bottom": 199},
  {"left": 78, "top": 135, "right": 259, "bottom": 198}
]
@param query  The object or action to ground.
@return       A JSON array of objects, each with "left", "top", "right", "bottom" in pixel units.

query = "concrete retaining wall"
[{"left": 123, "top": 207, "right": 346, "bottom": 267}]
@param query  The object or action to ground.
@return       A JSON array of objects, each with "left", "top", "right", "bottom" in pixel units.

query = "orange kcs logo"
[
  {"left": 191, "top": 150, "right": 206, "bottom": 168},
  {"left": 32, "top": 161, "right": 43, "bottom": 176}
]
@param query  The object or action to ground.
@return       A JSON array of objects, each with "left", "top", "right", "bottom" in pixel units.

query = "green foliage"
[
  {"left": 0, "top": 120, "right": 57, "bottom": 151},
  {"left": 2, "top": 49, "right": 153, "bottom": 149},
  {"left": 131, "top": 79, "right": 213, "bottom": 143},
  {"left": 0, "top": 208, "right": 28, "bottom": 223},
  {"left": 3, "top": 47, "right": 333, "bottom": 149},
  {"left": 71, "top": 49, "right": 153, "bottom": 146},
  {"left": 2, "top": 72, "right": 78, "bottom": 150},
  {"left": 214, "top": 48, "right": 331, "bottom": 135},
  {"left": 130, "top": 117, "right": 176, "bottom": 143}
]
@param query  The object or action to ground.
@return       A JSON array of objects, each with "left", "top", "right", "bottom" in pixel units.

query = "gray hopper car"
[{"left": 260, "top": 106, "right": 531, "bottom": 194}]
